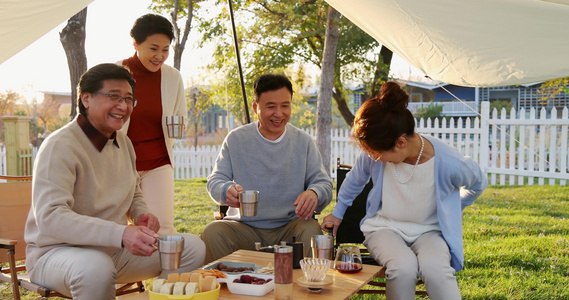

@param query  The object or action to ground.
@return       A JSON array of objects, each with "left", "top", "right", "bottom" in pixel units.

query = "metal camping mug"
[
  {"left": 311, "top": 235, "right": 334, "bottom": 260},
  {"left": 238, "top": 190, "right": 259, "bottom": 217},
  {"left": 158, "top": 235, "right": 185, "bottom": 270}
]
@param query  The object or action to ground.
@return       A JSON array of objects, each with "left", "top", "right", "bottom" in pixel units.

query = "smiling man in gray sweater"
[{"left": 202, "top": 73, "right": 333, "bottom": 263}]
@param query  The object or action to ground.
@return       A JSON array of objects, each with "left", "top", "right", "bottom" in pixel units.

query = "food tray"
[
  {"left": 225, "top": 273, "right": 274, "bottom": 297},
  {"left": 202, "top": 261, "right": 258, "bottom": 283},
  {"left": 148, "top": 283, "right": 220, "bottom": 300}
]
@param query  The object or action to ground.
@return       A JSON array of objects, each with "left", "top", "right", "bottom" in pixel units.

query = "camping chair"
[
  {"left": 335, "top": 159, "right": 427, "bottom": 296},
  {"left": 0, "top": 175, "right": 144, "bottom": 300}
]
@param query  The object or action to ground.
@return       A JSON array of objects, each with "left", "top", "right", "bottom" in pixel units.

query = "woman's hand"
[{"left": 320, "top": 214, "right": 343, "bottom": 236}]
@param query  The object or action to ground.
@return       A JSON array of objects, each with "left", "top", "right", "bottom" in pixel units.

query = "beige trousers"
[
  {"left": 364, "top": 230, "right": 461, "bottom": 300},
  {"left": 29, "top": 233, "right": 205, "bottom": 300},
  {"left": 139, "top": 164, "right": 175, "bottom": 235},
  {"left": 201, "top": 218, "right": 322, "bottom": 264}
]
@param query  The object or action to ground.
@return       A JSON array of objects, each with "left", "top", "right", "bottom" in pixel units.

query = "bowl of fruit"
[{"left": 225, "top": 273, "right": 274, "bottom": 296}]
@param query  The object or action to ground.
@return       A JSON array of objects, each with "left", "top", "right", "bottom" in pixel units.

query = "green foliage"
[
  {"left": 197, "top": 0, "right": 380, "bottom": 125},
  {"left": 47, "top": 116, "right": 70, "bottom": 133},
  {"left": 0, "top": 90, "right": 23, "bottom": 115},
  {"left": 489, "top": 99, "right": 513, "bottom": 115},
  {"left": 413, "top": 101, "right": 443, "bottom": 119},
  {"left": 537, "top": 77, "right": 569, "bottom": 105}
]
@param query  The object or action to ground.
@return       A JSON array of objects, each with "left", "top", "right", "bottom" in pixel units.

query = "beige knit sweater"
[{"left": 24, "top": 119, "right": 150, "bottom": 269}]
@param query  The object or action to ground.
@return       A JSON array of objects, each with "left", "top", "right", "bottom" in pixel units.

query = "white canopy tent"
[
  {"left": 0, "top": 0, "right": 93, "bottom": 66},
  {"left": 2, "top": 0, "right": 569, "bottom": 87},
  {"left": 325, "top": 0, "right": 569, "bottom": 87}
]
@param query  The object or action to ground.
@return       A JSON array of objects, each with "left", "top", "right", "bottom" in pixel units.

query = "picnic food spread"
[
  {"left": 151, "top": 271, "right": 218, "bottom": 296},
  {"left": 215, "top": 262, "right": 254, "bottom": 272}
]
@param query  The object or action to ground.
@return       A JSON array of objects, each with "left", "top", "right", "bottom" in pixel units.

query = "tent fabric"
[
  {"left": 0, "top": 0, "right": 93, "bottom": 65},
  {"left": 2, "top": 0, "right": 569, "bottom": 88},
  {"left": 325, "top": 0, "right": 569, "bottom": 87}
]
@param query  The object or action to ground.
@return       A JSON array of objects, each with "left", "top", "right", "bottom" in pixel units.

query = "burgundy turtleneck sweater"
[{"left": 122, "top": 54, "right": 170, "bottom": 171}]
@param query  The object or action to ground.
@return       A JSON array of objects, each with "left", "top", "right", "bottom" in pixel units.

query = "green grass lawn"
[{"left": 2, "top": 180, "right": 568, "bottom": 299}]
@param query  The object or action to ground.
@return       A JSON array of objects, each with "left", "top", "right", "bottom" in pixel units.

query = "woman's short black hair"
[{"left": 130, "top": 14, "right": 175, "bottom": 44}]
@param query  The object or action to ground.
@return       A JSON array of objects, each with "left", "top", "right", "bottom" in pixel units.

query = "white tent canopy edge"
[
  {"left": 2, "top": 0, "right": 569, "bottom": 88},
  {"left": 0, "top": 0, "right": 93, "bottom": 66},
  {"left": 325, "top": 0, "right": 569, "bottom": 87}
]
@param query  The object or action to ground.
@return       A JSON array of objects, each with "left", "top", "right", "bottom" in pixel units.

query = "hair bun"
[{"left": 378, "top": 81, "right": 409, "bottom": 111}]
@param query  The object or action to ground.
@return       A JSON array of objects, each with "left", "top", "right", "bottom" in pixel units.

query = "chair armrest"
[
  {"left": 0, "top": 238, "right": 17, "bottom": 246},
  {"left": 0, "top": 238, "right": 17, "bottom": 251}
]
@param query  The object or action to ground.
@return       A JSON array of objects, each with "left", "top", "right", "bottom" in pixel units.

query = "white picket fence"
[
  {"left": 1, "top": 103, "right": 568, "bottom": 185},
  {"left": 168, "top": 102, "right": 568, "bottom": 185}
]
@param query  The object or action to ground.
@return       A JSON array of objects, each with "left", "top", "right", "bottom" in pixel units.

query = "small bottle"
[{"left": 274, "top": 242, "right": 293, "bottom": 300}]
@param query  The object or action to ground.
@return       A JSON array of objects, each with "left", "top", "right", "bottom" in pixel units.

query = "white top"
[{"left": 361, "top": 157, "right": 440, "bottom": 243}]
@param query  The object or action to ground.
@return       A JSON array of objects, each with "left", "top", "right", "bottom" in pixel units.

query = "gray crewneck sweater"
[{"left": 207, "top": 122, "right": 333, "bottom": 229}]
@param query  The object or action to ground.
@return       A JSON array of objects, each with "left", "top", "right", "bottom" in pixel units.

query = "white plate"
[{"left": 225, "top": 273, "right": 274, "bottom": 296}]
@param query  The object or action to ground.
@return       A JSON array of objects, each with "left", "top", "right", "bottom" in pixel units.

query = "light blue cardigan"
[{"left": 332, "top": 135, "right": 487, "bottom": 272}]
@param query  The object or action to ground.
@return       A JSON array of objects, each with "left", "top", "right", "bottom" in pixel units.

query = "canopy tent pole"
[{"left": 227, "top": 0, "right": 251, "bottom": 124}]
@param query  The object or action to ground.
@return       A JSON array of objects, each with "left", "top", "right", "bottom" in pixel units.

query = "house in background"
[
  {"left": 397, "top": 80, "right": 569, "bottom": 118},
  {"left": 41, "top": 91, "right": 72, "bottom": 118}
]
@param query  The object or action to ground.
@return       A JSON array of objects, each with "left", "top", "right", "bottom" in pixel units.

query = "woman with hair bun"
[{"left": 321, "top": 81, "right": 487, "bottom": 299}]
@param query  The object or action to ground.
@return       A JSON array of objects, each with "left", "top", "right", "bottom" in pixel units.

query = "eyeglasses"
[{"left": 95, "top": 92, "right": 137, "bottom": 107}]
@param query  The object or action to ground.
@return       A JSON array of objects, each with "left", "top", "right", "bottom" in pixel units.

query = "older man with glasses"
[{"left": 24, "top": 63, "right": 205, "bottom": 299}]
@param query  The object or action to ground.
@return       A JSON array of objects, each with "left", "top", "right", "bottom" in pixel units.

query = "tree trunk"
[
  {"left": 370, "top": 46, "right": 393, "bottom": 97},
  {"left": 171, "top": 0, "right": 194, "bottom": 71},
  {"left": 316, "top": 7, "right": 340, "bottom": 176},
  {"left": 333, "top": 79, "right": 354, "bottom": 127},
  {"left": 60, "top": 8, "right": 87, "bottom": 120}
]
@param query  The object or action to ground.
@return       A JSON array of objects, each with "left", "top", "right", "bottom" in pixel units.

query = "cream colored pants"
[
  {"left": 139, "top": 164, "right": 175, "bottom": 235},
  {"left": 201, "top": 218, "right": 322, "bottom": 264},
  {"left": 29, "top": 233, "right": 205, "bottom": 300},
  {"left": 364, "top": 230, "right": 461, "bottom": 300}
]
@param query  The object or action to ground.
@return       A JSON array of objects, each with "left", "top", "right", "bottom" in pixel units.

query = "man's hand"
[
  {"left": 226, "top": 184, "right": 243, "bottom": 208},
  {"left": 293, "top": 190, "right": 318, "bottom": 220},
  {"left": 122, "top": 226, "right": 159, "bottom": 256},
  {"left": 320, "top": 214, "right": 342, "bottom": 236},
  {"left": 136, "top": 213, "right": 160, "bottom": 233}
]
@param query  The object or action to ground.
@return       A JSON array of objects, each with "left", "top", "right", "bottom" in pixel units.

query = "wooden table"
[
  {"left": 215, "top": 250, "right": 383, "bottom": 300},
  {"left": 118, "top": 249, "right": 383, "bottom": 300}
]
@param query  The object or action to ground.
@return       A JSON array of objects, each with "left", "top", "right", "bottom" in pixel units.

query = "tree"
[
  {"left": 151, "top": 0, "right": 205, "bottom": 71},
  {"left": 20, "top": 96, "right": 62, "bottom": 146},
  {"left": 0, "top": 90, "right": 22, "bottom": 116},
  {"left": 60, "top": 8, "right": 88, "bottom": 120},
  {"left": 537, "top": 77, "right": 569, "bottom": 106},
  {"left": 199, "top": 0, "right": 388, "bottom": 127},
  {"left": 187, "top": 85, "right": 212, "bottom": 149},
  {"left": 316, "top": 7, "right": 340, "bottom": 175}
]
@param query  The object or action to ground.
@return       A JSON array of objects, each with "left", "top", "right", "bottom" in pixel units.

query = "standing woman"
[
  {"left": 120, "top": 14, "right": 187, "bottom": 235},
  {"left": 321, "top": 81, "right": 487, "bottom": 300}
]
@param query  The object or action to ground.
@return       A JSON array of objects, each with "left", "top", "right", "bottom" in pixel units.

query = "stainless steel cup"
[
  {"left": 165, "top": 115, "right": 185, "bottom": 139},
  {"left": 158, "top": 235, "right": 184, "bottom": 270},
  {"left": 238, "top": 190, "right": 259, "bottom": 217},
  {"left": 311, "top": 235, "right": 334, "bottom": 260}
]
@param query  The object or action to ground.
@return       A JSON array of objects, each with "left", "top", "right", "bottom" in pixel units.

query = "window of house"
[{"left": 410, "top": 93, "right": 422, "bottom": 102}]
